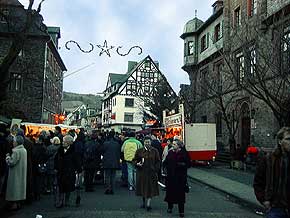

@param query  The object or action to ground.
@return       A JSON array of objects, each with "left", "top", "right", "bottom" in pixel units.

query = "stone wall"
[{"left": 1, "top": 38, "right": 47, "bottom": 122}]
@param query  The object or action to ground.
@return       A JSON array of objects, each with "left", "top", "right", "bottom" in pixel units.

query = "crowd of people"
[{"left": 0, "top": 124, "right": 191, "bottom": 218}]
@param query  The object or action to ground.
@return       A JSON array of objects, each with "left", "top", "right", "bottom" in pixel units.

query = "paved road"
[{"left": 4, "top": 179, "right": 262, "bottom": 218}]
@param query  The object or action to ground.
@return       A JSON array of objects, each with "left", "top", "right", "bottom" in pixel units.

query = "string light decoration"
[
  {"left": 96, "top": 40, "right": 114, "bottom": 57},
  {"left": 65, "top": 40, "right": 94, "bottom": 53},
  {"left": 65, "top": 40, "right": 143, "bottom": 57}
]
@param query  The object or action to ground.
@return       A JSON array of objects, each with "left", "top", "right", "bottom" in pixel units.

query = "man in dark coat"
[
  {"left": 164, "top": 139, "right": 191, "bottom": 218},
  {"left": 54, "top": 126, "right": 63, "bottom": 144},
  {"left": 254, "top": 127, "right": 290, "bottom": 218},
  {"left": 83, "top": 130, "right": 102, "bottom": 192},
  {"left": 54, "top": 135, "right": 81, "bottom": 208},
  {"left": 0, "top": 124, "right": 10, "bottom": 197},
  {"left": 102, "top": 131, "right": 121, "bottom": 194},
  {"left": 32, "top": 134, "right": 48, "bottom": 200}
]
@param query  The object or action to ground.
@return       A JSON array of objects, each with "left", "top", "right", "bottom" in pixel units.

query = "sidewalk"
[{"left": 187, "top": 163, "right": 263, "bottom": 211}]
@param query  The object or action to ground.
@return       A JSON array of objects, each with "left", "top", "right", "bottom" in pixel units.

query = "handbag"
[{"left": 38, "top": 163, "right": 47, "bottom": 174}]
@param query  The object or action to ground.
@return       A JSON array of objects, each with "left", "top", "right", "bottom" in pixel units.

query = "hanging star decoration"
[
  {"left": 96, "top": 40, "right": 114, "bottom": 57},
  {"left": 65, "top": 39, "right": 143, "bottom": 57}
]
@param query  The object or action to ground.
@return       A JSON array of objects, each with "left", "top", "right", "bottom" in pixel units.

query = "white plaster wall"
[
  {"left": 198, "top": 16, "right": 224, "bottom": 63},
  {"left": 111, "top": 95, "right": 144, "bottom": 125}
]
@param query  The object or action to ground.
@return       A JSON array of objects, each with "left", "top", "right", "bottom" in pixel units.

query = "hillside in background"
[{"left": 63, "top": 91, "right": 102, "bottom": 109}]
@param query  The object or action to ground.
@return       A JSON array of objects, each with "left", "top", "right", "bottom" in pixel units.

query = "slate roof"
[{"left": 109, "top": 73, "right": 127, "bottom": 86}]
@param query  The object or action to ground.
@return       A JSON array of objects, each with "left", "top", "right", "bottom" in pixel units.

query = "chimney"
[{"left": 212, "top": 0, "right": 223, "bottom": 14}]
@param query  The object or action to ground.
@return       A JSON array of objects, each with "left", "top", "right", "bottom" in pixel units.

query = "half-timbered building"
[{"left": 102, "top": 55, "right": 176, "bottom": 132}]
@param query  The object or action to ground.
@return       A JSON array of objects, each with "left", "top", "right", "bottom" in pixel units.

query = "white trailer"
[{"left": 184, "top": 123, "right": 217, "bottom": 163}]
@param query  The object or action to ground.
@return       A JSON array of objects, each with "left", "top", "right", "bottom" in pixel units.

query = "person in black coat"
[
  {"left": 102, "top": 131, "right": 121, "bottom": 194},
  {"left": 83, "top": 130, "right": 102, "bottom": 192},
  {"left": 151, "top": 135, "right": 163, "bottom": 181},
  {"left": 32, "top": 133, "right": 48, "bottom": 200},
  {"left": 0, "top": 124, "right": 10, "bottom": 196},
  {"left": 163, "top": 139, "right": 191, "bottom": 218},
  {"left": 54, "top": 135, "right": 81, "bottom": 208}
]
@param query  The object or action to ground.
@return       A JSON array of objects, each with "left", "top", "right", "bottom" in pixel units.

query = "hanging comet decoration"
[
  {"left": 65, "top": 40, "right": 94, "bottom": 53},
  {"left": 116, "top": 45, "right": 143, "bottom": 56},
  {"left": 64, "top": 40, "right": 143, "bottom": 57}
]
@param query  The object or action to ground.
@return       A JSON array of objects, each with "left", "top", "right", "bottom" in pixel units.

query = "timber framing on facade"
[{"left": 102, "top": 55, "right": 176, "bottom": 132}]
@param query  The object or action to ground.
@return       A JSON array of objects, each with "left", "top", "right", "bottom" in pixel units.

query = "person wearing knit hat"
[
  {"left": 54, "top": 135, "right": 81, "bottom": 208},
  {"left": 46, "top": 137, "right": 61, "bottom": 195}
]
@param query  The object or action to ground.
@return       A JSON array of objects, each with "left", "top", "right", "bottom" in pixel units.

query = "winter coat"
[
  {"left": 83, "top": 139, "right": 102, "bottom": 169},
  {"left": 46, "top": 144, "right": 60, "bottom": 174},
  {"left": 164, "top": 148, "right": 191, "bottom": 204},
  {"left": 23, "top": 137, "right": 33, "bottom": 201},
  {"left": 102, "top": 138, "right": 121, "bottom": 169},
  {"left": 133, "top": 146, "right": 160, "bottom": 198},
  {"left": 32, "top": 142, "right": 48, "bottom": 175},
  {"left": 0, "top": 136, "right": 11, "bottom": 176},
  {"left": 54, "top": 145, "right": 82, "bottom": 193},
  {"left": 6, "top": 144, "right": 27, "bottom": 201},
  {"left": 121, "top": 137, "right": 143, "bottom": 162},
  {"left": 254, "top": 147, "right": 290, "bottom": 211},
  {"left": 151, "top": 139, "right": 163, "bottom": 161}
]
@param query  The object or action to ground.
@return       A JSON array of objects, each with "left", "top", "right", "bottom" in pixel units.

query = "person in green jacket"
[{"left": 121, "top": 132, "right": 143, "bottom": 191}]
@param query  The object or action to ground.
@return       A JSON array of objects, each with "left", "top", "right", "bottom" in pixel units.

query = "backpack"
[{"left": 124, "top": 141, "right": 138, "bottom": 162}]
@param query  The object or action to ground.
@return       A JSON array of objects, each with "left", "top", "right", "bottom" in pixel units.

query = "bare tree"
[
  {"left": 179, "top": 84, "right": 202, "bottom": 123},
  {"left": 222, "top": 19, "right": 290, "bottom": 127},
  {"left": 0, "top": 0, "right": 45, "bottom": 102},
  {"left": 138, "top": 79, "right": 178, "bottom": 123}
]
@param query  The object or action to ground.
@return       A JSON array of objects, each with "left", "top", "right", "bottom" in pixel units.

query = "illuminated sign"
[{"left": 164, "top": 113, "right": 182, "bottom": 127}]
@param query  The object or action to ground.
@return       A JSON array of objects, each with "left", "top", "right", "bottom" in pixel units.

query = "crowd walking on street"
[{"left": 0, "top": 122, "right": 290, "bottom": 218}]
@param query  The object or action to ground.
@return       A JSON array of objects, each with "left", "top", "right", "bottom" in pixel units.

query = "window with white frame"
[
  {"left": 188, "top": 41, "right": 194, "bottom": 55},
  {"left": 236, "top": 52, "right": 245, "bottom": 83},
  {"left": 125, "top": 98, "right": 134, "bottom": 107},
  {"left": 248, "top": 0, "right": 257, "bottom": 17},
  {"left": 234, "top": 7, "right": 241, "bottom": 27},
  {"left": 249, "top": 45, "right": 256, "bottom": 75},
  {"left": 9, "top": 73, "right": 22, "bottom": 91},
  {"left": 124, "top": 112, "right": 134, "bottom": 122}
]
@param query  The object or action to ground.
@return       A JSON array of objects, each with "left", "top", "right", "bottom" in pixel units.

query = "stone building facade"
[
  {"left": 0, "top": 0, "right": 66, "bottom": 124},
  {"left": 181, "top": 0, "right": 290, "bottom": 150}
]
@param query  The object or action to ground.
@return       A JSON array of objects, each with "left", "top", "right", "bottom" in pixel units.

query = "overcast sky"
[{"left": 19, "top": 0, "right": 216, "bottom": 94}]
